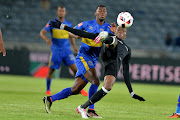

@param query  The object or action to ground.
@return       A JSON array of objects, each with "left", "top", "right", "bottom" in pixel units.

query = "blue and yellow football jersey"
[
  {"left": 74, "top": 19, "right": 113, "bottom": 82},
  {"left": 75, "top": 19, "right": 113, "bottom": 59},
  {"left": 44, "top": 19, "right": 72, "bottom": 52},
  {"left": 44, "top": 19, "right": 75, "bottom": 69}
]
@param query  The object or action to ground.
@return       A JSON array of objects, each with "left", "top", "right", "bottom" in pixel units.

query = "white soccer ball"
[{"left": 117, "top": 12, "right": 133, "bottom": 28}]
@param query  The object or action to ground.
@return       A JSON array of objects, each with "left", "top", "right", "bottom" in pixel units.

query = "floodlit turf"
[{"left": 0, "top": 75, "right": 179, "bottom": 120}]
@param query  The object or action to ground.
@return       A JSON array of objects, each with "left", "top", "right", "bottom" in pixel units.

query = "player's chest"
[
  {"left": 84, "top": 25, "right": 109, "bottom": 33},
  {"left": 117, "top": 42, "right": 131, "bottom": 55}
]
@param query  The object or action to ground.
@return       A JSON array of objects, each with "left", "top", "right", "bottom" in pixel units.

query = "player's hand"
[
  {"left": 109, "top": 22, "right": 117, "bottom": 34},
  {"left": 0, "top": 44, "right": 6, "bottom": 56},
  {"left": 94, "top": 31, "right": 108, "bottom": 43},
  {"left": 49, "top": 19, "right": 65, "bottom": 29},
  {"left": 132, "top": 94, "right": 145, "bottom": 101},
  {"left": 46, "top": 40, "right": 52, "bottom": 46}
]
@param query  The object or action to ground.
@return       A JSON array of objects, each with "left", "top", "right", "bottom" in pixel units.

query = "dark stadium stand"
[{"left": 0, "top": 0, "right": 180, "bottom": 53}]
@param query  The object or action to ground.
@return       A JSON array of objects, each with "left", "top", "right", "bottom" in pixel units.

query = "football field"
[{"left": 0, "top": 75, "right": 179, "bottom": 120}]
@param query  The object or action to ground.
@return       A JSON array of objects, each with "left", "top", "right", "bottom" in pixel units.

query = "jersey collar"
[{"left": 57, "top": 18, "right": 66, "bottom": 23}]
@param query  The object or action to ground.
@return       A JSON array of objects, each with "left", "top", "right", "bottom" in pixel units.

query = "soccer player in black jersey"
[{"left": 49, "top": 20, "right": 145, "bottom": 119}]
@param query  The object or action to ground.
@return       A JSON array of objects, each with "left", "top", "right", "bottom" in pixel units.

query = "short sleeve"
[
  {"left": 43, "top": 22, "right": 51, "bottom": 32},
  {"left": 74, "top": 22, "right": 86, "bottom": 30},
  {"left": 69, "top": 22, "right": 73, "bottom": 28}
]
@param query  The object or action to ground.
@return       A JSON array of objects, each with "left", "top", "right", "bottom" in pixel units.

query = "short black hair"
[{"left": 96, "top": 5, "right": 106, "bottom": 10}]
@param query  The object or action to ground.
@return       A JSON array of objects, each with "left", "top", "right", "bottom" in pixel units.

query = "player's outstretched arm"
[
  {"left": 49, "top": 19, "right": 97, "bottom": 40},
  {"left": 122, "top": 59, "right": 145, "bottom": 101},
  {"left": 0, "top": 29, "right": 6, "bottom": 56},
  {"left": 64, "top": 26, "right": 97, "bottom": 40},
  {"left": 102, "top": 35, "right": 118, "bottom": 49}
]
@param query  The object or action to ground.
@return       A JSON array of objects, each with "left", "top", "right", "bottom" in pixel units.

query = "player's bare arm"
[
  {"left": 40, "top": 29, "right": 52, "bottom": 46},
  {"left": 69, "top": 36, "right": 78, "bottom": 54},
  {"left": 0, "top": 29, "right": 6, "bottom": 56},
  {"left": 68, "top": 32, "right": 81, "bottom": 39}
]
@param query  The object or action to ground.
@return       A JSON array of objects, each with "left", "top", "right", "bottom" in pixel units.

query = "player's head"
[
  {"left": 57, "top": 6, "right": 66, "bottom": 19},
  {"left": 115, "top": 26, "right": 127, "bottom": 40},
  {"left": 94, "top": 5, "right": 107, "bottom": 22}
]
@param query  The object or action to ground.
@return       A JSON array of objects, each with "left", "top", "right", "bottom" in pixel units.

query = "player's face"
[
  {"left": 95, "top": 7, "right": 107, "bottom": 21},
  {"left": 57, "top": 7, "right": 66, "bottom": 18},
  {"left": 115, "top": 26, "right": 127, "bottom": 40}
]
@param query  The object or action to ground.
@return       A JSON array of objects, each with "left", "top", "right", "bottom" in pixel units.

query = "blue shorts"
[
  {"left": 49, "top": 50, "right": 75, "bottom": 69},
  {"left": 75, "top": 54, "right": 97, "bottom": 83}
]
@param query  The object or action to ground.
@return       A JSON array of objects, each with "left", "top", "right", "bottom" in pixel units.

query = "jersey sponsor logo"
[
  {"left": 89, "top": 26, "right": 93, "bottom": 30},
  {"left": 88, "top": 61, "right": 93, "bottom": 66},
  {"left": 78, "top": 22, "right": 83, "bottom": 27},
  {"left": 100, "top": 28, "right": 104, "bottom": 32}
]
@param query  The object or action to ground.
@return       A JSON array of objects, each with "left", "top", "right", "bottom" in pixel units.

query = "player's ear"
[{"left": 94, "top": 11, "right": 97, "bottom": 16}]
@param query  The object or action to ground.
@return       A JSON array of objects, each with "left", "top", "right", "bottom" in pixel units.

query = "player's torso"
[
  {"left": 51, "top": 19, "right": 72, "bottom": 52},
  {"left": 78, "top": 20, "right": 112, "bottom": 59},
  {"left": 116, "top": 40, "right": 131, "bottom": 61},
  {"left": 101, "top": 39, "right": 131, "bottom": 63}
]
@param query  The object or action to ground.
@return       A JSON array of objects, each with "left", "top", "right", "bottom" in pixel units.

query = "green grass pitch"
[{"left": 0, "top": 75, "right": 179, "bottom": 120}]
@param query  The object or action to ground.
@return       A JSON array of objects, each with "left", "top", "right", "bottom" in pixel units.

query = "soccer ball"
[{"left": 117, "top": 12, "right": 133, "bottom": 28}]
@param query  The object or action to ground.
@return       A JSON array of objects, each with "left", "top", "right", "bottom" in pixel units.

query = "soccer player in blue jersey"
[
  {"left": 40, "top": 6, "right": 87, "bottom": 96},
  {"left": 0, "top": 28, "right": 6, "bottom": 56},
  {"left": 43, "top": 5, "right": 115, "bottom": 118},
  {"left": 168, "top": 94, "right": 180, "bottom": 118}
]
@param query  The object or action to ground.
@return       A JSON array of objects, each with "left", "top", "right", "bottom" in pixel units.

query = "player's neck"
[
  {"left": 96, "top": 19, "right": 105, "bottom": 25},
  {"left": 58, "top": 17, "right": 65, "bottom": 22}
]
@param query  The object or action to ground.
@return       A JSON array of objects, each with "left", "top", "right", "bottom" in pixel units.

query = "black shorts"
[{"left": 100, "top": 45, "right": 120, "bottom": 78}]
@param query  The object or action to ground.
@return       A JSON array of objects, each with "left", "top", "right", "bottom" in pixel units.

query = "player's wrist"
[
  {"left": 130, "top": 91, "right": 135, "bottom": 97},
  {"left": 60, "top": 23, "right": 65, "bottom": 29},
  {"left": 110, "top": 36, "right": 116, "bottom": 45}
]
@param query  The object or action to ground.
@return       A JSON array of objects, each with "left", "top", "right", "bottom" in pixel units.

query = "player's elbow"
[
  {"left": 40, "top": 31, "right": 44, "bottom": 37},
  {"left": 40, "top": 29, "right": 46, "bottom": 38}
]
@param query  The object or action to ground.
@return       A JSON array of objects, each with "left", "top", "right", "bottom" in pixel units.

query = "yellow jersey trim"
[
  {"left": 52, "top": 29, "right": 69, "bottom": 39},
  {"left": 82, "top": 38, "right": 102, "bottom": 47},
  {"left": 80, "top": 56, "right": 90, "bottom": 71}
]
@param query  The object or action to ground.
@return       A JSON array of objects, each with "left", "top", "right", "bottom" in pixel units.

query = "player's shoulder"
[
  {"left": 103, "top": 21, "right": 111, "bottom": 26},
  {"left": 65, "top": 20, "right": 72, "bottom": 24},
  {"left": 50, "top": 18, "right": 57, "bottom": 22},
  {"left": 83, "top": 19, "right": 96, "bottom": 25}
]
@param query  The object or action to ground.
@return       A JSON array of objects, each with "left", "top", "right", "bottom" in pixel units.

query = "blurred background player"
[
  {"left": 43, "top": 5, "right": 115, "bottom": 118},
  {"left": 168, "top": 94, "right": 180, "bottom": 118},
  {"left": 0, "top": 29, "right": 6, "bottom": 56},
  {"left": 40, "top": 6, "right": 87, "bottom": 96}
]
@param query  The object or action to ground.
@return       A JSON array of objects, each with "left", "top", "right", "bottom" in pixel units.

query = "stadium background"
[
  {"left": 0, "top": 0, "right": 180, "bottom": 84},
  {"left": 0, "top": 0, "right": 180, "bottom": 120}
]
